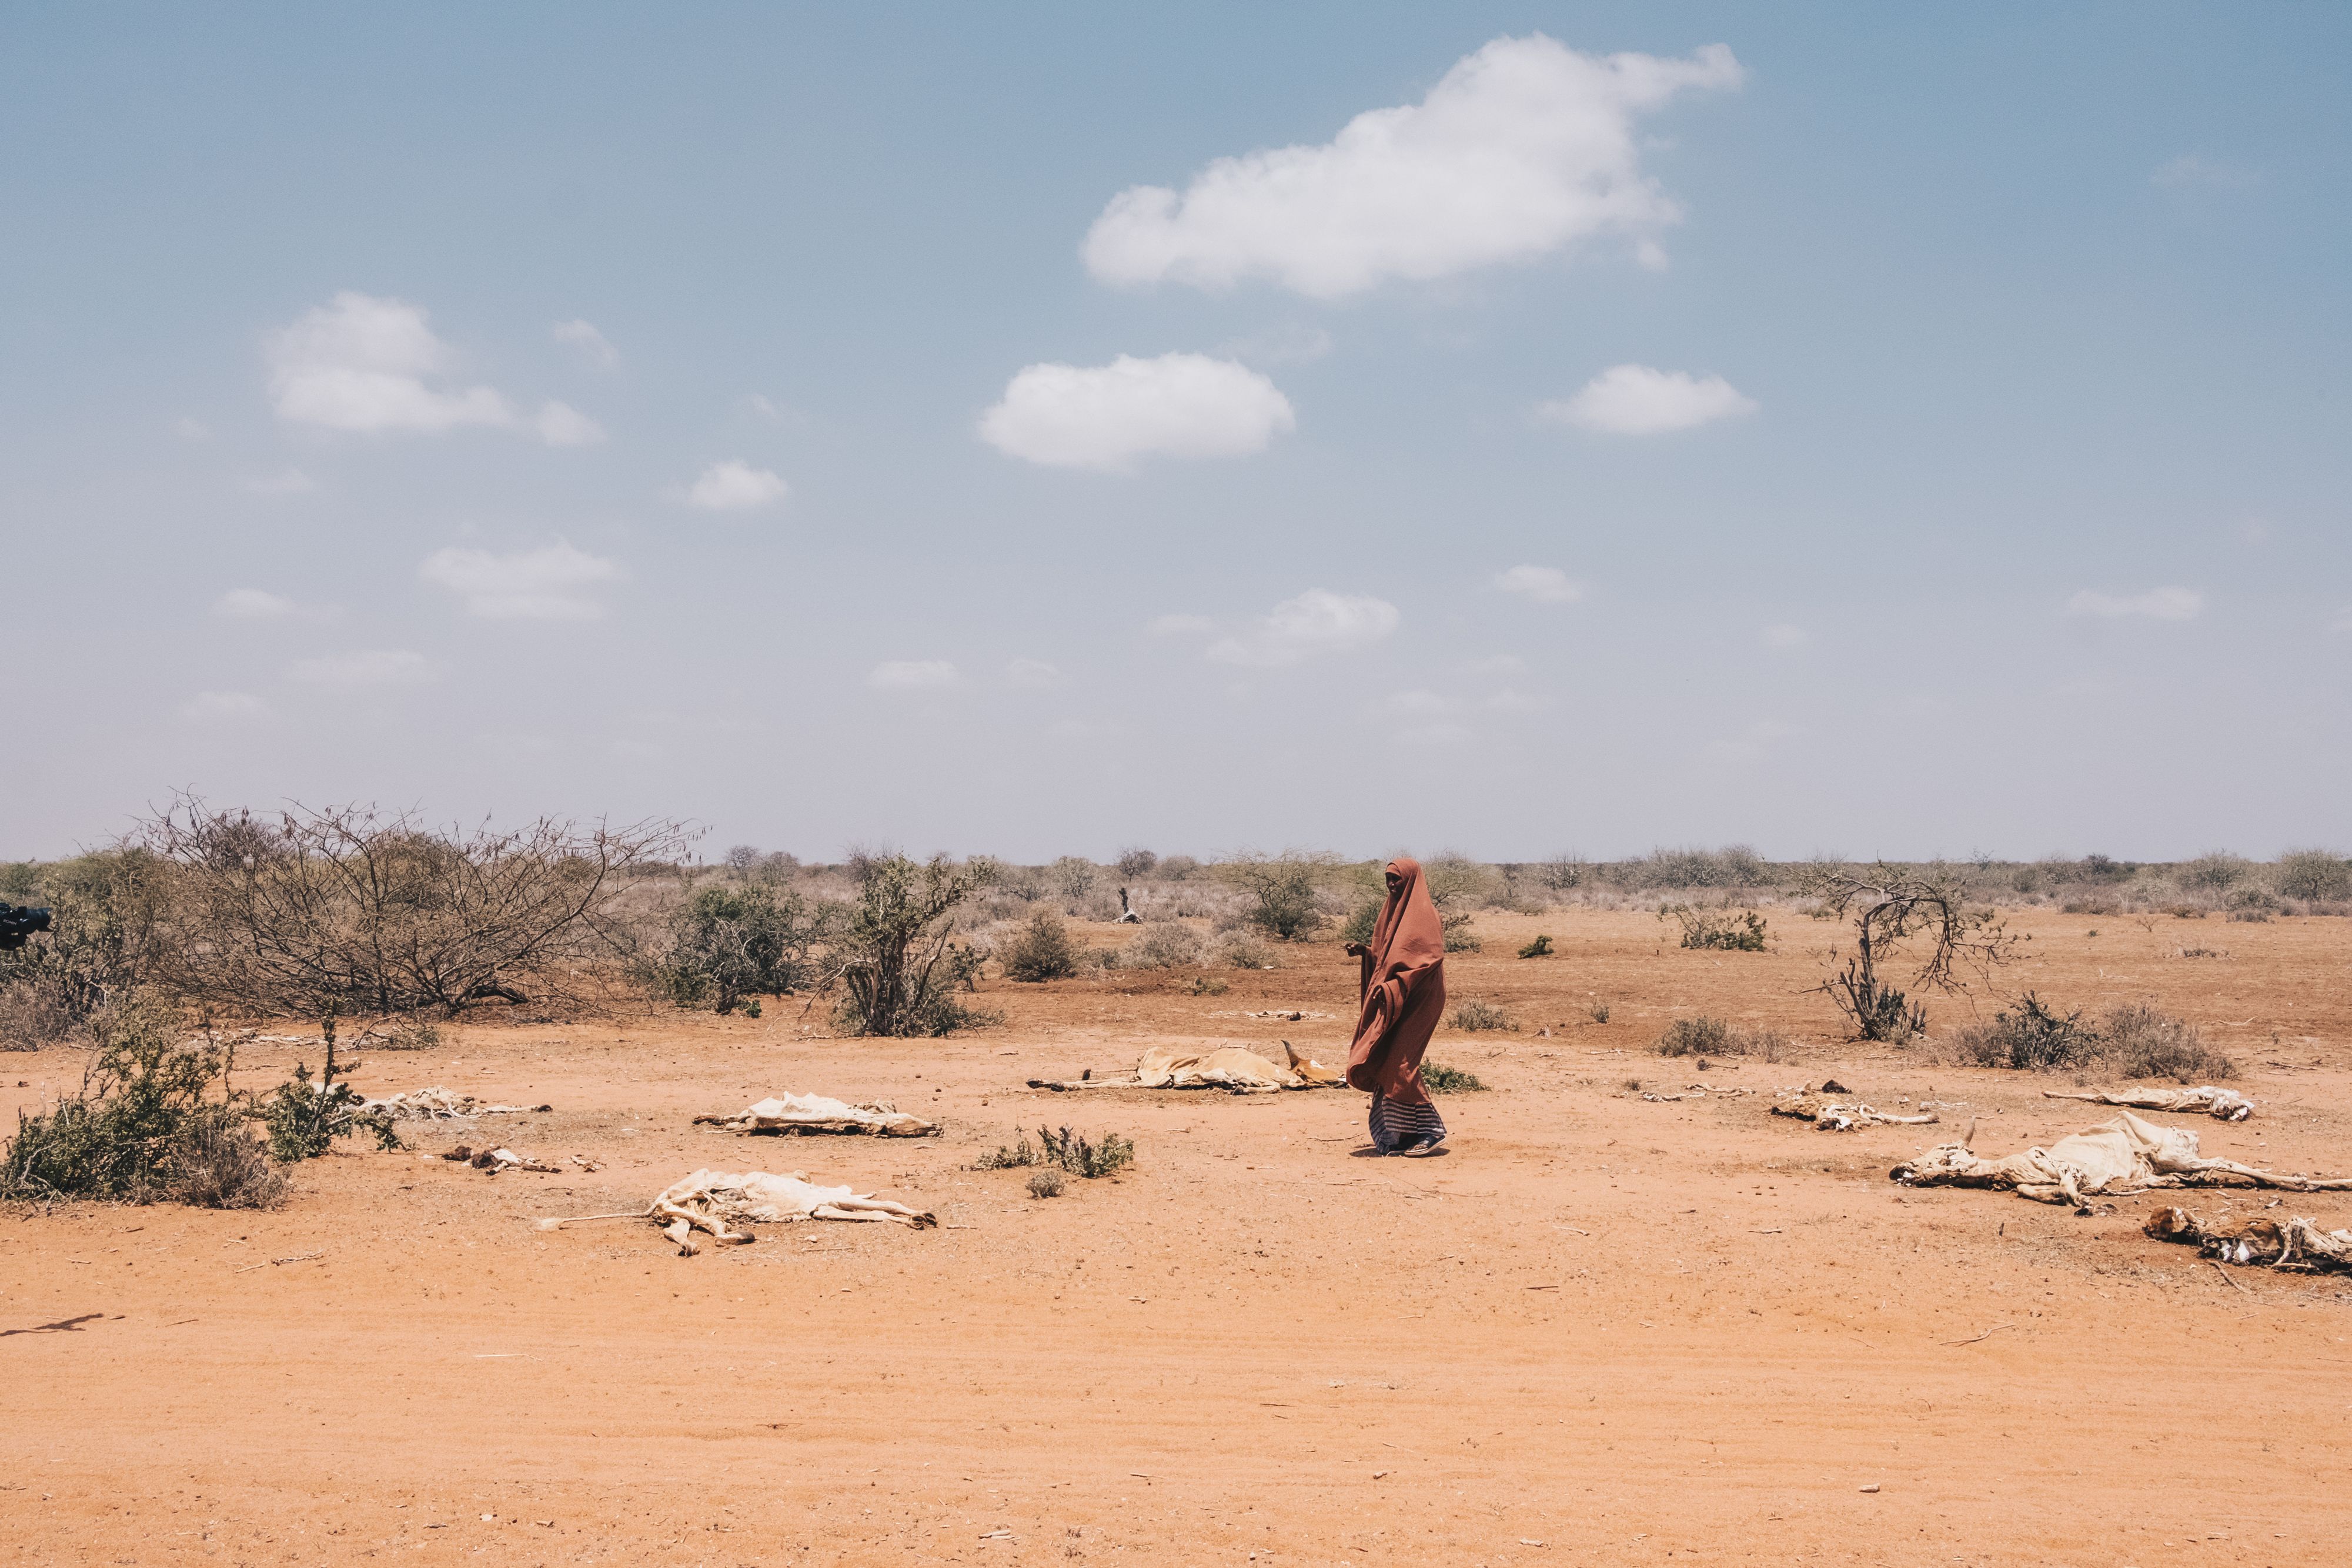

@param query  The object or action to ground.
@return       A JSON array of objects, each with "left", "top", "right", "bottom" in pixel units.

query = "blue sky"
[{"left": 4, "top": 4, "right": 2347, "bottom": 862}]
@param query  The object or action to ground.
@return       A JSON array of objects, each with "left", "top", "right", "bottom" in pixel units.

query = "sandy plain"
[{"left": 5, "top": 906, "right": 2351, "bottom": 1567}]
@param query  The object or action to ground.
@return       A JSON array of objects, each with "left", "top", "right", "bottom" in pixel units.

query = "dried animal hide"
[
  {"left": 533, "top": 1168, "right": 936, "bottom": 1255},
  {"left": 2144, "top": 1206, "right": 2352, "bottom": 1271},
  {"left": 2044, "top": 1085, "right": 2254, "bottom": 1122},
  {"left": 1892, "top": 1112, "right": 2352, "bottom": 1207},
  {"left": 362, "top": 1086, "right": 549, "bottom": 1121},
  {"left": 1640, "top": 1085, "right": 1753, "bottom": 1102},
  {"left": 693, "top": 1092, "right": 939, "bottom": 1137},
  {"left": 1030, "top": 1041, "right": 1343, "bottom": 1094},
  {"left": 1769, "top": 1092, "right": 1939, "bottom": 1131}
]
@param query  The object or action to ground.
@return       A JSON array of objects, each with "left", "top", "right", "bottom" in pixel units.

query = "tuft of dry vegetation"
[
  {"left": 1000, "top": 911, "right": 1081, "bottom": 982},
  {"left": 1942, "top": 997, "right": 2232, "bottom": 1081},
  {"left": 1448, "top": 998, "right": 1516, "bottom": 1033},
  {"left": 1419, "top": 1061, "right": 1488, "bottom": 1094}
]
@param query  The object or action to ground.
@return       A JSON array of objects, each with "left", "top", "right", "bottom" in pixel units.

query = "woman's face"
[{"left": 1385, "top": 869, "right": 1404, "bottom": 895}]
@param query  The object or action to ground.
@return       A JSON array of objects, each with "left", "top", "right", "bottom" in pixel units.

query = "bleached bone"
[
  {"left": 1892, "top": 1112, "right": 2352, "bottom": 1207},
  {"left": 360, "top": 1086, "right": 545, "bottom": 1121},
  {"left": 693, "top": 1092, "right": 939, "bottom": 1137},
  {"left": 2144, "top": 1206, "right": 2352, "bottom": 1271},
  {"left": 537, "top": 1169, "right": 936, "bottom": 1255},
  {"left": 1029, "top": 1042, "right": 1343, "bottom": 1094},
  {"left": 1769, "top": 1092, "right": 1939, "bottom": 1131},
  {"left": 2044, "top": 1085, "right": 2254, "bottom": 1121},
  {"left": 443, "top": 1145, "right": 561, "bottom": 1174}
]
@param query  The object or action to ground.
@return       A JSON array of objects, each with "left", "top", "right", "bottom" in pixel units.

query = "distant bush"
[
  {"left": 1448, "top": 998, "right": 1516, "bottom": 1033},
  {"left": 1669, "top": 907, "right": 1768, "bottom": 951},
  {"left": 1026, "top": 1169, "right": 1065, "bottom": 1199},
  {"left": 984, "top": 1125, "right": 1132, "bottom": 1178},
  {"left": 1632, "top": 846, "right": 1768, "bottom": 890},
  {"left": 2276, "top": 849, "right": 2351, "bottom": 903},
  {"left": 1589, "top": 1001, "right": 1611, "bottom": 1024},
  {"left": 1539, "top": 853, "right": 1590, "bottom": 891},
  {"left": 1115, "top": 848, "right": 1159, "bottom": 879},
  {"left": 1656, "top": 1017, "right": 1730, "bottom": 1057},
  {"left": 1117, "top": 923, "right": 1205, "bottom": 969},
  {"left": 1224, "top": 852, "right": 1334, "bottom": 941},
  {"left": 654, "top": 882, "right": 829, "bottom": 1013},
  {"left": 1337, "top": 895, "right": 1379, "bottom": 946},
  {"left": 0, "top": 850, "right": 175, "bottom": 1042},
  {"left": 1048, "top": 856, "right": 1099, "bottom": 901},
  {"left": 2229, "top": 909, "right": 2273, "bottom": 924},
  {"left": 2179, "top": 852, "right": 2251, "bottom": 892},
  {"left": 1000, "top": 911, "right": 1081, "bottom": 982},
  {"left": 1213, "top": 930, "right": 1279, "bottom": 970},
  {"left": 1946, "top": 993, "right": 2097, "bottom": 1071},
  {"left": 1187, "top": 975, "right": 1229, "bottom": 996},
  {"left": 1441, "top": 912, "right": 1481, "bottom": 952},
  {"left": 1419, "top": 1061, "right": 1488, "bottom": 1094},
  {"left": 2227, "top": 887, "right": 2280, "bottom": 914},
  {"left": 834, "top": 854, "right": 998, "bottom": 1037},
  {"left": 2101, "top": 1002, "right": 2233, "bottom": 1081},
  {"left": 1158, "top": 855, "right": 1202, "bottom": 881},
  {"left": 1517, "top": 934, "right": 1553, "bottom": 958}
]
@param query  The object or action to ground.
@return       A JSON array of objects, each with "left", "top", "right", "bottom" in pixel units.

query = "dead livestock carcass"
[
  {"left": 1891, "top": 1112, "right": 2352, "bottom": 1208},
  {"left": 360, "top": 1086, "right": 549, "bottom": 1120},
  {"left": 1029, "top": 1041, "right": 1344, "bottom": 1095},
  {"left": 1768, "top": 1091, "right": 1939, "bottom": 1131},
  {"left": 2043, "top": 1085, "right": 2254, "bottom": 1121},
  {"left": 537, "top": 1168, "right": 936, "bottom": 1255},
  {"left": 693, "top": 1092, "right": 939, "bottom": 1137},
  {"left": 2144, "top": 1206, "right": 2352, "bottom": 1272}
]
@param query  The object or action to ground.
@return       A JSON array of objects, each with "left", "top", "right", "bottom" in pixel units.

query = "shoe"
[{"left": 1398, "top": 1136, "right": 1443, "bottom": 1158}]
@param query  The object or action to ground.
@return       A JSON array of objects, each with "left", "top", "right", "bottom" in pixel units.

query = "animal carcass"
[
  {"left": 2043, "top": 1085, "right": 2254, "bottom": 1121},
  {"left": 1892, "top": 1112, "right": 2352, "bottom": 1208},
  {"left": 1769, "top": 1091, "right": 1938, "bottom": 1131},
  {"left": 1029, "top": 1041, "right": 1344, "bottom": 1094},
  {"left": 2144, "top": 1206, "right": 2352, "bottom": 1272},
  {"left": 537, "top": 1168, "right": 936, "bottom": 1255},
  {"left": 361, "top": 1086, "right": 547, "bottom": 1120},
  {"left": 693, "top": 1092, "right": 938, "bottom": 1137}
]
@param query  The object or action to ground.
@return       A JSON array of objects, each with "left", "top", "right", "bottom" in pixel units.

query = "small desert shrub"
[
  {"left": 1048, "top": 856, "right": 1100, "bottom": 900},
  {"left": 1419, "top": 1061, "right": 1488, "bottom": 1094},
  {"left": 2179, "top": 852, "right": 2251, "bottom": 892},
  {"left": 1026, "top": 1169, "right": 1065, "bottom": 1199},
  {"left": 2229, "top": 908, "right": 2273, "bottom": 924},
  {"left": 834, "top": 855, "right": 998, "bottom": 1036},
  {"left": 2102, "top": 1003, "right": 2233, "bottom": 1081},
  {"left": 1655, "top": 1017, "right": 1731, "bottom": 1057},
  {"left": 1117, "top": 923, "right": 1205, "bottom": 969},
  {"left": 1669, "top": 907, "right": 1768, "bottom": 952},
  {"left": 2227, "top": 887, "right": 2280, "bottom": 914},
  {"left": 2177, "top": 947, "right": 2227, "bottom": 959},
  {"left": 1038, "top": 1124, "right": 1135, "bottom": 1178},
  {"left": 1516, "top": 934, "right": 1553, "bottom": 959},
  {"left": 1589, "top": 1001, "right": 1611, "bottom": 1024},
  {"left": 1001, "top": 911, "right": 1081, "bottom": 982},
  {"left": 1188, "top": 975, "right": 1228, "bottom": 996},
  {"left": 0, "top": 977, "right": 78, "bottom": 1049},
  {"left": 1158, "top": 855, "right": 1201, "bottom": 881},
  {"left": 1224, "top": 851, "right": 1335, "bottom": 941},
  {"left": 169, "top": 1115, "right": 289, "bottom": 1209},
  {"left": 1214, "top": 930, "right": 1279, "bottom": 969},
  {"left": 1946, "top": 993, "right": 2099, "bottom": 1071},
  {"left": 1441, "top": 912, "right": 1482, "bottom": 952},
  {"left": 360, "top": 1020, "right": 442, "bottom": 1051},
  {"left": 974, "top": 1132, "right": 1041, "bottom": 1169},
  {"left": 653, "top": 882, "right": 829, "bottom": 1012},
  {"left": 1115, "top": 848, "right": 1158, "bottom": 879},
  {"left": 1337, "top": 895, "right": 1379, "bottom": 945},
  {"left": 1448, "top": 998, "right": 1516, "bottom": 1033}
]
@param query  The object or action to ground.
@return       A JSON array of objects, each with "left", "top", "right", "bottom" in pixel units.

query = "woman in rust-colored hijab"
[{"left": 1344, "top": 857, "right": 1448, "bottom": 1156}]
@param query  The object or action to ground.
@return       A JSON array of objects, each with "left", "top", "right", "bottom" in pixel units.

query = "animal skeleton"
[
  {"left": 2144, "top": 1206, "right": 2352, "bottom": 1271},
  {"left": 440, "top": 1145, "right": 561, "bottom": 1174},
  {"left": 1892, "top": 1112, "right": 2352, "bottom": 1208},
  {"left": 537, "top": 1168, "right": 936, "bottom": 1255},
  {"left": 2043, "top": 1085, "right": 2254, "bottom": 1121},
  {"left": 1030, "top": 1041, "right": 1344, "bottom": 1094},
  {"left": 1769, "top": 1092, "right": 1939, "bottom": 1131},
  {"left": 692, "top": 1092, "right": 939, "bottom": 1137},
  {"left": 360, "top": 1086, "right": 547, "bottom": 1121}
]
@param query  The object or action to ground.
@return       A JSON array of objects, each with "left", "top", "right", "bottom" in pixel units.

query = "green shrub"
[
  {"left": 256, "top": 1017, "right": 400, "bottom": 1162},
  {"left": 1516, "top": 935, "right": 1554, "bottom": 959},
  {"left": 1668, "top": 906, "right": 1768, "bottom": 951},
  {"left": 655, "top": 882, "right": 829, "bottom": 1012},
  {"left": 1419, "top": 1061, "right": 1488, "bottom": 1094},
  {"left": 1001, "top": 911, "right": 1081, "bottom": 982},
  {"left": 1337, "top": 895, "right": 1379, "bottom": 946},
  {"left": 980, "top": 1126, "right": 1133, "bottom": 1178},
  {"left": 1656, "top": 1016, "right": 1730, "bottom": 1057},
  {"left": 1448, "top": 998, "right": 1516, "bottom": 1032},
  {"left": 2276, "top": 849, "right": 2351, "bottom": 902},
  {"left": 1441, "top": 911, "right": 1482, "bottom": 952},
  {"left": 834, "top": 855, "right": 998, "bottom": 1037},
  {"left": 1946, "top": 993, "right": 2098, "bottom": 1071},
  {"left": 973, "top": 1131, "right": 1040, "bottom": 1169},
  {"left": 1224, "top": 852, "right": 1334, "bottom": 941}
]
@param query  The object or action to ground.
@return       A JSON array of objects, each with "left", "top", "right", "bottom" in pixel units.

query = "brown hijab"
[{"left": 1345, "top": 857, "right": 1447, "bottom": 1104}]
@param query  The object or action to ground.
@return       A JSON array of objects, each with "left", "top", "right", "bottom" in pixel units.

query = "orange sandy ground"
[{"left": 6, "top": 908, "right": 2351, "bottom": 1567}]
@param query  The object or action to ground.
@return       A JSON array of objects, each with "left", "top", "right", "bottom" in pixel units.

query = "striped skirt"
[{"left": 1369, "top": 1092, "right": 1447, "bottom": 1154}]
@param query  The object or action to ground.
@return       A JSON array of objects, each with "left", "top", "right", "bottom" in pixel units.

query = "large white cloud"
[
  {"left": 268, "top": 292, "right": 602, "bottom": 444},
  {"left": 980, "top": 353, "right": 1295, "bottom": 470},
  {"left": 1083, "top": 36, "right": 1742, "bottom": 298},
  {"left": 420, "top": 542, "right": 623, "bottom": 621},
  {"left": 2066, "top": 587, "right": 2203, "bottom": 621},
  {"left": 684, "top": 459, "right": 790, "bottom": 511},
  {"left": 1541, "top": 365, "right": 1755, "bottom": 434},
  {"left": 1207, "top": 589, "right": 1399, "bottom": 667}
]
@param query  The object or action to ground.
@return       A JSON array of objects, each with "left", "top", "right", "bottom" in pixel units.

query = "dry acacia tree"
[
  {"left": 833, "top": 853, "right": 996, "bottom": 1037},
  {"left": 1797, "top": 862, "right": 2013, "bottom": 1041},
  {"left": 144, "top": 798, "right": 693, "bottom": 1021}
]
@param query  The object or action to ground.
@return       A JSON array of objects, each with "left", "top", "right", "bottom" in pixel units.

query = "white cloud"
[
  {"left": 552, "top": 318, "right": 619, "bottom": 368},
  {"left": 533, "top": 400, "right": 605, "bottom": 446},
  {"left": 178, "top": 690, "right": 271, "bottom": 723},
  {"left": 245, "top": 467, "right": 316, "bottom": 495},
  {"left": 867, "top": 660, "right": 963, "bottom": 691},
  {"left": 1494, "top": 564, "right": 1585, "bottom": 604},
  {"left": 1007, "top": 657, "right": 1062, "bottom": 688},
  {"left": 1541, "top": 364, "right": 1755, "bottom": 435},
  {"left": 2065, "top": 587, "right": 2203, "bottom": 622},
  {"left": 1082, "top": 36, "right": 1742, "bottom": 298},
  {"left": 1762, "top": 623, "right": 1810, "bottom": 648},
  {"left": 267, "top": 292, "right": 598, "bottom": 445},
  {"left": 684, "top": 459, "right": 790, "bottom": 511},
  {"left": 213, "top": 587, "right": 302, "bottom": 620},
  {"left": 287, "top": 648, "right": 433, "bottom": 688},
  {"left": 420, "top": 542, "right": 623, "bottom": 621},
  {"left": 1207, "top": 589, "right": 1399, "bottom": 667},
  {"left": 981, "top": 353, "right": 1295, "bottom": 471}
]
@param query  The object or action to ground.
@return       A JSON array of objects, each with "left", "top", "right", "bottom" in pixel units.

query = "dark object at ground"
[{"left": 0, "top": 903, "right": 52, "bottom": 951}]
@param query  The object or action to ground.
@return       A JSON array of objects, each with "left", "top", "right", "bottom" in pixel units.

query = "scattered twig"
[
  {"left": 235, "top": 1249, "right": 325, "bottom": 1274},
  {"left": 2210, "top": 1260, "right": 2251, "bottom": 1296},
  {"left": 1941, "top": 1323, "right": 2013, "bottom": 1347}
]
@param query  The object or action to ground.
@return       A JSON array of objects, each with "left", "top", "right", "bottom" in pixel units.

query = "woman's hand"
[{"left": 1344, "top": 942, "right": 1370, "bottom": 958}]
